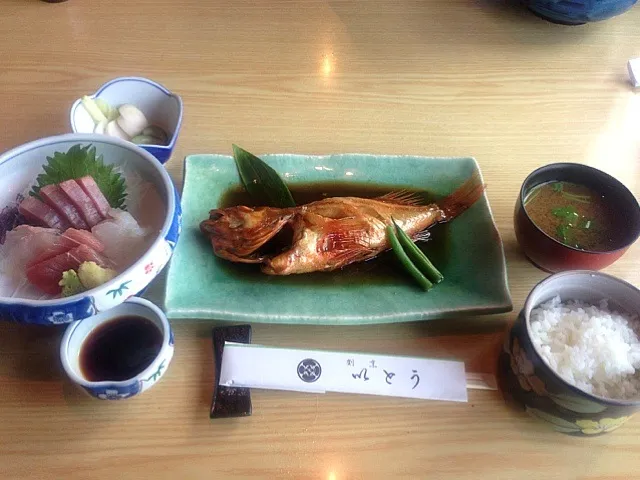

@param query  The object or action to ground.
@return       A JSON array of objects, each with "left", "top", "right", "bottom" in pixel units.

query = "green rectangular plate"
[{"left": 164, "top": 154, "right": 512, "bottom": 324}]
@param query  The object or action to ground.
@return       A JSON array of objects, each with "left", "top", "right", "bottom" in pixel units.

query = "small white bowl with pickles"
[{"left": 70, "top": 76, "right": 183, "bottom": 164}]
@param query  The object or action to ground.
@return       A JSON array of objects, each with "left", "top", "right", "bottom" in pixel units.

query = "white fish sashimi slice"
[
  {"left": 0, "top": 225, "right": 61, "bottom": 274},
  {"left": 119, "top": 168, "right": 165, "bottom": 229},
  {"left": 91, "top": 209, "right": 154, "bottom": 271},
  {"left": 0, "top": 226, "right": 61, "bottom": 300},
  {"left": 0, "top": 275, "right": 52, "bottom": 300}
]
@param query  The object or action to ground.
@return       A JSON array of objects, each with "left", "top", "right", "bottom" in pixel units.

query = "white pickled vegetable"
[
  {"left": 94, "top": 120, "right": 107, "bottom": 135},
  {"left": 117, "top": 104, "right": 149, "bottom": 137},
  {"left": 81, "top": 96, "right": 107, "bottom": 123},
  {"left": 106, "top": 120, "right": 130, "bottom": 140}
]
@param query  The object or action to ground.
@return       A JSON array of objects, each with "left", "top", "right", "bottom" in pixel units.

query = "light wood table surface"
[{"left": 2, "top": 1, "right": 640, "bottom": 479}]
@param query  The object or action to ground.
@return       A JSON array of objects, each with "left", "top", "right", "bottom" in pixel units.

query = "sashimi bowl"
[{"left": 0, "top": 133, "right": 181, "bottom": 325}]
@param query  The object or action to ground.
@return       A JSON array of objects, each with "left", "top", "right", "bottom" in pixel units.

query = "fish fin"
[
  {"left": 214, "top": 248, "right": 265, "bottom": 264},
  {"left": 439, "top": 171, "right": 485, "bottom": 221},
  {"left": 412, "top": 230, "right": 431, "bottom": 242},
  {"left": 317, "top": 217, "right": 373, "bottom": 252},
  {"left": 318, "top": 218, "right": 377, "bottom": 267},
  {"left": 375, "top": 190, "right": 424, "bottom": 206},
  {"left": 327, "top": 249, "right": 373, "bottom": 270}
]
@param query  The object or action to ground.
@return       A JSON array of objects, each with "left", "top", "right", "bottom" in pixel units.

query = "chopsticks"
[{"left": 466, "top": 372, "right": 497, "bottom": 391}]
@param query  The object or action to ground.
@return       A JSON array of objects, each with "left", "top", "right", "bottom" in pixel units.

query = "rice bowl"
[
  {"left": 499, "top": 270, "right": 640, "bottom": 436},
  {"left": 529, "top": 296, "right": 640, "bottom": 400}
]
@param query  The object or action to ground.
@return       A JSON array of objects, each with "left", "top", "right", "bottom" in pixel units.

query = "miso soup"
[{"left": 524, "top": 181, "right": 619, "bottom": 251}]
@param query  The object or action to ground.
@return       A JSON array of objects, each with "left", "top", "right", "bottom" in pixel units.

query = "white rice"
[{"left": 529, "top": 296, "right": 640, "bottom": 400}]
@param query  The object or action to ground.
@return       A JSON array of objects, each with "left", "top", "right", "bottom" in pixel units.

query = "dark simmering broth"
[{"left": 524, "top": 181, "right": 619, "bottom": 251}]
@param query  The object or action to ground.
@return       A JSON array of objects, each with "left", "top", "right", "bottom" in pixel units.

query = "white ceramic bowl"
[
  {"left": 0, "top": 133, "right": 181, "bottom": 325},
  {"left": 70, "top": 77, "right": 183, "bottom": 164},
  {"left": 61, "top": 297, "right": 174, "bottom": 400}
]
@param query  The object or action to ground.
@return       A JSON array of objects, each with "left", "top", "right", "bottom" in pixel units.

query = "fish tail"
[{"left": 439, "top": 171, "right": 485, "bottom": 221}]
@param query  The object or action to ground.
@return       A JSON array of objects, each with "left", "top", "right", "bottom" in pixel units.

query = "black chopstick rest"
[{"left": 210, "top": 324, "right": 252, "bottom": 419}]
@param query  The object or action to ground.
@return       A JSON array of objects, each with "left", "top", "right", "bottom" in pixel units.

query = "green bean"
[
  {"left": 392, "top": 219, "right": 444, "bottom": 284},
  {"left": 386, "top": 225, "right": 433, "bottom": 291}
]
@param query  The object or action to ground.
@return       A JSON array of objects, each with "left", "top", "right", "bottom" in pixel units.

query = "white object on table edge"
[
  {"left": 219, "top": 342, "right": 496, "bottom": 404},
  {"left": 628, "top": 59, "right": 640, "bottom": 88}
]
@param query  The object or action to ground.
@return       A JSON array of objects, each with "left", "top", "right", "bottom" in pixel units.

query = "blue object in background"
[{"left": 524, "top": 0, "right": 637, "bottom": 24}]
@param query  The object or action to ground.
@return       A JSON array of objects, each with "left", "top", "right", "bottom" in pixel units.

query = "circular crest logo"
[{"left": 297, "top": 358, "right": 322, "bottom": 383}]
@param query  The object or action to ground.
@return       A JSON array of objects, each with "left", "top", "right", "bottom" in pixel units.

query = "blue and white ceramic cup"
[{"left": 60, "top": 298, "right": 174, "bottom": 400}]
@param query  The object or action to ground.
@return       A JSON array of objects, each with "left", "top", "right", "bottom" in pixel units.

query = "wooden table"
[{"left": 2, "top": 1, "right": 640, "bottom": 478}]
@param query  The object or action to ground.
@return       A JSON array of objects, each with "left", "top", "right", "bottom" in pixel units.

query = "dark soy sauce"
[{"left": 80, "top": 316, "right": 163, "bottom": 382}]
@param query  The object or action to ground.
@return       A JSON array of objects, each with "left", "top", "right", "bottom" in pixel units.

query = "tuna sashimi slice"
[
  {"left": 26, "top": 244, "right": 111, "bottom": 295},
  {"left": 25, "top": 228, "right": 106, "bottom": 268},
  {"left": 18, "top": 196, "right": 70, "bottom": 230},
  {"left": 39, "top": 185, "right": 89, "bottom": 230},
  {"left": 58, "top": 179, "right": 104, "bottom": 227},
  {"left": 62, "top": 228, "right": 105, "bottom": 252},
  {"left": 76, "top": 176, "right": 111, "bottom": 218}
]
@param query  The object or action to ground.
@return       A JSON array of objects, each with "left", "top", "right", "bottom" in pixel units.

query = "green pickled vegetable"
[
  {"left": 142, "top": 125, "right": 168, "bottom": 143},
  {"left": 131, "top": 134, "right": 162, "bottom": 145},
  {"left": 95, "top": 98, "right": 119, "bottom": 121},
  {"left": 81, "top": 96, "right": 107, "bottom": 123}
]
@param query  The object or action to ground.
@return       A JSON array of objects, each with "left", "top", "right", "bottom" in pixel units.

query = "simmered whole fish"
[{"left": 200, "top": 173, "right": 484, "bottom": 275}]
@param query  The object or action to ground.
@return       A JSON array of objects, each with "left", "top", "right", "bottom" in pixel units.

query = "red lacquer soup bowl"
[{"left": 514, "top": 163, "right": 640, "bottom": 273}]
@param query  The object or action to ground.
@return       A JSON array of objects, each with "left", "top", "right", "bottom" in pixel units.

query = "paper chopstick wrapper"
[{"left": 219, "top": 342, "right": 470, "bottom": 403}]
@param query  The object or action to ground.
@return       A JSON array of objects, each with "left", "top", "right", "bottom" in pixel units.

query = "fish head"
[{"left": 200, "top": 206, "right": 293, "bottom": 263}]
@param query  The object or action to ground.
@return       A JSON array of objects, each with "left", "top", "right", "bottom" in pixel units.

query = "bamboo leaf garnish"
[{"left": 232, "top": 144, "right": 296, "bottom": 208}]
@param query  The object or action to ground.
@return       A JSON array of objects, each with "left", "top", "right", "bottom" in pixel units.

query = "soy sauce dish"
[
  {"left": 61, "top": 298, "right": 174, "bottom": 400},
  {"left": 514, "top": 163, "right": 640, "bottom": 272}
]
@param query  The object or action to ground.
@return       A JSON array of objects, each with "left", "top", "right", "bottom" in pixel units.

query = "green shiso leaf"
[{"left": 30, "top": 144, "right": 127, "bottom": 209}]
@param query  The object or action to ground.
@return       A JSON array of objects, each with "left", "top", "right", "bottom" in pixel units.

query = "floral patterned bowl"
[
  {"left": 498, "top": 271, "right": 640, "bottom": 436},
  {"left": 60, "top": 297, "right": 174, "bottom": 400},
  {"left": 0, "top": 133, "right": 181, "bottom": 325}
]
